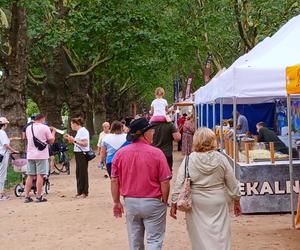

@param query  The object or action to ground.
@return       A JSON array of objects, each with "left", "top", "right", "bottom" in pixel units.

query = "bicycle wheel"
[
  {"left": 54, "top": 152, "right": 70, "bottom": 173},
  {"left": 14, "top": 184, "right": 24, "bottom": 197},
  {"left": 54, "top": 161, "right": 64, "bottom": 172},
  {"left": 44, "top": 181, "right": 50, "bottom": 194},
  {"left": 55, "top": 161, "right": 69, "bottom": 173},
  {"left": 65, "top": 161, "right": 70, "bottom": 175}
]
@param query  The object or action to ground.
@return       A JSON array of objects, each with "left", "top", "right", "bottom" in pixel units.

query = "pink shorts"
[{"left": 150, "top": 116, "right": 166, "bottom": 123}]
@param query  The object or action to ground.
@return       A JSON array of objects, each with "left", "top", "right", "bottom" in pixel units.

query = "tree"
[{"left": 0, "top": 0, "right": 28, "bottom": 146}]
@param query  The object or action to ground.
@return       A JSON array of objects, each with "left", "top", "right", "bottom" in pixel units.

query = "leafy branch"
[{"left": 66, "top": 55, "right": 112, "bottom": 79}]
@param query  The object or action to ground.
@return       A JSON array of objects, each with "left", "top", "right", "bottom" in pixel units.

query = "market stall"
[
  {"left": 173, "top": 100, "right": 196, "bottom": 128},
  {"left": 193, "top": 14, "right": 300, "bottom": 223}
]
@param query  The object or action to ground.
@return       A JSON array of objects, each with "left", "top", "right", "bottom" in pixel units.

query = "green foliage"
[
  {"left": 21, "top": 0, "right": 300, "bottom": 113},
  {"left": 5, "top": 165, "right": 21, "bottom": 189},
  {"left": 26, "top": 98, "right": 39, "bottom": 117},
  {"left": 90, "top": 135, "right": 99, "bottom": 149}
]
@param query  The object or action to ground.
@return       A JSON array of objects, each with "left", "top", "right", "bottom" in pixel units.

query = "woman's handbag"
[
  {"left": 84, "top": 150, "right": 96, "bottom": 161},
  {"left": 177, "top": 156, "right": 192, "bottom": 212},
  {"left": 76, "top": 144, "right": 96, "bottom": 161},
  {"left": 0, "top": 150, "right": 7, "bottom": 163},
  {"left": 0, "top": 154, "right": 4, "bottom": 163}
]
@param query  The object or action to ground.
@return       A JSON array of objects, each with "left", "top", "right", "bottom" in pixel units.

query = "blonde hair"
[
  {"left": 192, "top": 127, "right": 217, "bottom": 152},
  {"left": 155, "top": 87, "right": 165, "bottom": 97}
]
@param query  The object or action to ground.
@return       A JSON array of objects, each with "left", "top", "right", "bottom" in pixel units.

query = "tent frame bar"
[
  {"left": 201, "top": 104, "right": 204, "bottom": 127},
  {"left": 233, "top": 97, "right": 237, "bottom": 175},
  {"left": 206, "top": 104, "right": 209, "bottom": 127},
  {"left": 287, "top": 94, "right": 295, "bottom": 229},
  {"left": 220, "top": 99, "right": 224, "bottom": 151}
]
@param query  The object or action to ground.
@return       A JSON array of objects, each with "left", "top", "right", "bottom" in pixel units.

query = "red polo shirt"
[{"left": 111, "top": 139, "right": 172, "bottom": 198}]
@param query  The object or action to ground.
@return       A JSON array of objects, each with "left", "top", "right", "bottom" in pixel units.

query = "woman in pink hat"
[{"left": 0, "top": 117, "right": 19, "bottom": 200}]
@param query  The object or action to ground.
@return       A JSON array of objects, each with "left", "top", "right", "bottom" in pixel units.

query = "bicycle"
[{"left": 51, "top": 142, "right": 71, "bottom": 175}]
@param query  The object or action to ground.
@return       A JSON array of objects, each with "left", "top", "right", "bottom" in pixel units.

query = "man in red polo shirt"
[{"left": 111, "top": 118, "right": 172, "bottom": 250}]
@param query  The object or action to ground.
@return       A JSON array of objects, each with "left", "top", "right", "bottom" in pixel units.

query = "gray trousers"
[
  {"left": 0, "top": 152, "right": 9, "bottom": 192},
  {"left": 124, "top": 198, "right": 167, "bottom": 250}
]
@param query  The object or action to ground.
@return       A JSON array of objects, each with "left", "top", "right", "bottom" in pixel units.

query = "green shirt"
[{"left": 152, "top": 122, "right": 177, "bottom": 157}]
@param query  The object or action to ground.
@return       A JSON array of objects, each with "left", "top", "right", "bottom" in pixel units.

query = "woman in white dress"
[
  {"left": 170, "top": 127, "right": 241, "bottom": 250},
  {"left": 0, "top": 117, "right": 19, "bottom": 200}
]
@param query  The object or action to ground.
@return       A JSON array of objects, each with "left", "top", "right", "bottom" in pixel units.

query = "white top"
[
  {"left": 151, "top": 98, "right": 168, "bottom": 116},
  {"left": 97, "top": 131, "right": 109, "bottom": 147},
  {"left": 0, "top": 129, "right": 9, "bottom": 155},
  {"left": 74, "top": 127, "right": 90, "bottom": 152}
]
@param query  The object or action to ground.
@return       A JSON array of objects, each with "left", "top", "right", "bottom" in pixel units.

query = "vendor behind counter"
[{"left": 256, "top": 122, "right": 291, "bottom": 155}]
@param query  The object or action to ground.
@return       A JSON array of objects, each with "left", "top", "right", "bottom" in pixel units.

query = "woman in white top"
[
  {"left": 100, "top": 121, "right": 128, "bottom": 177},
  {"left": 170, "top": 128, "right": 241, "bottom": 250},
  {"left": 0, "top": 117, "right": 19, "bottom": 200},
  {"left": 150, "top": 87, "right": 168, "bottom": 123},
  {"left": 64, "top": 117, "right": 90, "bottom": 198}
]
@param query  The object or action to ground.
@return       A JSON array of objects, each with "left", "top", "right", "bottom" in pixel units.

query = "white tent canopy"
[
  {"left": 194, "top": 14, "right": 300, "bottom": 104},
  {"left": 194, "top": 15, "right": 300, "bottom": 228}
]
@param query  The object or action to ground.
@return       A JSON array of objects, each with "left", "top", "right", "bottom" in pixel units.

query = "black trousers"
[
  {"left": 165, "top": 155, "right": 173, "bottom": 172},
  {"left": 106, "top": 163, "right": 112, "bottom": 178},
  {"left": 177, "top": 140, "right": 182, "bottom": 151},
  {"left": 75, "top": 152, "right": 89, "bottom": 195}
]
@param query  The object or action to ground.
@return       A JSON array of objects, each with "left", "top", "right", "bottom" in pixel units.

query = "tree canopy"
[{"left": 0, "top": 0, "right": 299, "bottom": 137}]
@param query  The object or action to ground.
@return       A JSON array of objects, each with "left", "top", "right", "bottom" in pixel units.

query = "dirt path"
[{"left": 0, "top": 152, "right": 299, "bottom": 250}]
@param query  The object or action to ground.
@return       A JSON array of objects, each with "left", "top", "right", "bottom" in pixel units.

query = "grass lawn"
[{"left": 5, "top": 165, "right": 21, "bottom": 190}]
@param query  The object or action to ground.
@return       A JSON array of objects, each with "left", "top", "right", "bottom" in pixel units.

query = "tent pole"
[
  {"left": 175, "top": 110, "right": 178, "bottom": 129},
  {"left": 287, "top": 94, "right": 295, "bottom": 229},
  {"left": 213, "top": 102, "right": 216, "bottom": 132},
  {"left": 201, "top": 103, "right": 203, "bottom": 127},
  {"left": 233, "top": 97, "right": 237, "bottom": 174},
  {"left": 197, "top": 105, "right": 200, "bottom": 128},
  {"left": 206, "top": 103, "right": 209, "bottom": 127},
  {"left": 220, "top": 99, "right": 224, "bottom": 152}
]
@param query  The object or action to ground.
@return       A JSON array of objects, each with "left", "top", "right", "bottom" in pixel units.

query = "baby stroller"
[{"left": 11, "top": 153, "right": 50, "bottom": 197}]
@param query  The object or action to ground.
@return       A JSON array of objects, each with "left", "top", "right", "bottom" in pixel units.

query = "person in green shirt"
[{"left": 152, "top": 122, "right": 181, "bottom": 171}]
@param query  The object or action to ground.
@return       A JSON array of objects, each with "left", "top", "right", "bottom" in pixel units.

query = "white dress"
[
  {"left": 0, "top": 129, "right": 10, "bottom": 191},
  {"left": 171, "top": 151, "right": 241, "bottom": 250}
]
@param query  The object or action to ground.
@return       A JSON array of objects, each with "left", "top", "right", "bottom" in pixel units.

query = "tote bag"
[{"left": 177, "top": 156, "right": 192, "bottom": 212}]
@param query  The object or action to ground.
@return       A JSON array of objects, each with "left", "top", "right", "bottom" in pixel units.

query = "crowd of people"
[{"left": 0, "top": 87, "right": 243, "bottom": 249}]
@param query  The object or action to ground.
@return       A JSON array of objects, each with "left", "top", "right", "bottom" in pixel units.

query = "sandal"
[
  {"left": 36, "top": 196, "right": 47, "bottom": 203},
  {"left": 24, "top": 197, "right": 33, "bottom": 203},
  {"left": 50, "top": 171, "right": 59, "bottom": 175}
]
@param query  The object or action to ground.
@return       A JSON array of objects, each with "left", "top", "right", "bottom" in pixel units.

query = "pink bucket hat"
[{"left": 0, "top": 117, "right": 9, "bottom": 124}]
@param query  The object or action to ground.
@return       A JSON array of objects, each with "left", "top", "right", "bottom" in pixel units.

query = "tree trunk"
[
  {"left": 86, "top": 77, "right": 95, "bottom": 137},
  {"left": 94, "top": 91, "right": 106, "bottom": 134},
  {"left": 0, "top": 2, "right": 28, "bottom": 149},
  {"left": 86, "top": 110, "right": 95, "bottom": 137},
  {"left": 28, "top": 47, "right": 69, "bottom": 129},
  {"left": 66, "top": 73, "right": 95, "bottom": 136}
]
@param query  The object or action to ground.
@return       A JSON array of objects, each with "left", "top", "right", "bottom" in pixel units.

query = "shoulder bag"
[
  {"left": 76, "top": 144, "right": 96, "bottom": 161},
  {"left": 31, "top": 124, "right": 47, "bottom": 151},
  {"left": 177, "top": 156, "right": 192, "bottom": 212},
  {"left": 0, "top": 150, "right": 7, "bottom": 163}
]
